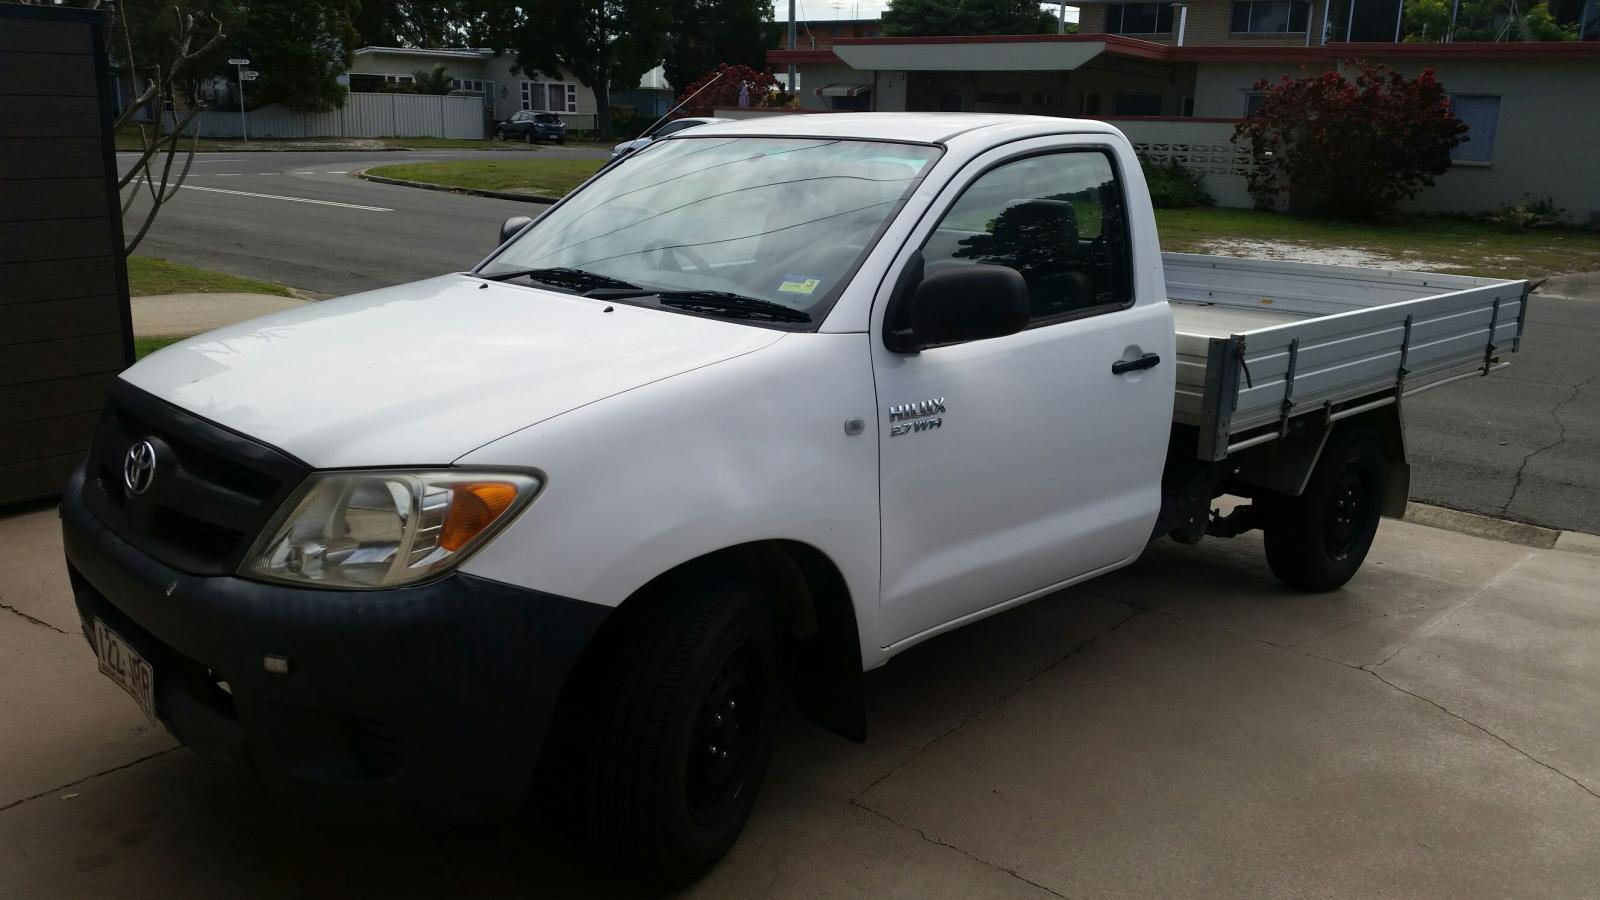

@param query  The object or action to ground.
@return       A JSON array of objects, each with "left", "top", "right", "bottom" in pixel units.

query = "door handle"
[{"left": 1112, "top": 353, "right": 1161, "bottom": 375}]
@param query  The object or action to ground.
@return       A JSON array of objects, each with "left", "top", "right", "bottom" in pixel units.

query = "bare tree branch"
[{"left": 112, "top": 3, "right": 226, "bottom": 256}]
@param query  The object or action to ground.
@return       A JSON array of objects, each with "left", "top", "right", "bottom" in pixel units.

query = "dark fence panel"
[{"left": 0, "top": 3, "right": 131, "bottom": 506}]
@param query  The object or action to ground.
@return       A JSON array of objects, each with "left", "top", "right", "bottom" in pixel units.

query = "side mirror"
[
  {"left": 886, "top": 265, "right": 1031, "bottom": 353},
  {"left": 499, "top": 215, "right": 533, "bottom": 246}
]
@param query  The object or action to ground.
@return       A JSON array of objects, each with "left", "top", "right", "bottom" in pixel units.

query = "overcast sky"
[{"left": 769, "top": 1, "right": 1078, "bottom": 23}]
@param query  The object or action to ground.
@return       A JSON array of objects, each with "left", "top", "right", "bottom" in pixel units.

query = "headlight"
[{"left": 242, "top": 471, "right": 540, "bottom": 589}]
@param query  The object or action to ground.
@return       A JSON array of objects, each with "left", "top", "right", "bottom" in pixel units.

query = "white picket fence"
[{"left": 192, "top": 91, "right": 485, "bottom": 140}]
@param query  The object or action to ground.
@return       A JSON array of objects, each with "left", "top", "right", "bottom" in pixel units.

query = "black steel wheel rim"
[
  {"left": 686, "top": 641, "right": 764, "bottom": 824},
  {"left": 1323, "top": 462, "right": 1370, "bottom": 560}
]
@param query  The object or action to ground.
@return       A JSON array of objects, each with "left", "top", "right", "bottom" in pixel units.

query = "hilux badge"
[
  {"left": 123, "top": 440, "right": 157, "bottom": 495},
  {"left": 888, "top": 398, "right": 946, "bottom": 436}
]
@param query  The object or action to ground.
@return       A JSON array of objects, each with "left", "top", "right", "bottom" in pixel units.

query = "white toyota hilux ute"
[{"left": 62, "top": 113, "right": 1528, "bottom": 885}]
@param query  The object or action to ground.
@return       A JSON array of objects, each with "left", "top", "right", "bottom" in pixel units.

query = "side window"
[{"left": 919, "top": 150, "right": 1132, "bottom": 323}]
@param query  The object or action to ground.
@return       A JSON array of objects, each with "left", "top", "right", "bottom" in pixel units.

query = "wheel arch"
[{"left": 549, "top": 539, "right": 867, "bottom": 748}]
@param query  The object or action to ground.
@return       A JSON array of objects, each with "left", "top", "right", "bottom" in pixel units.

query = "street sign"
[
  {"left": 228, "top": 58, "right": 250, "bottom": 65},
  {"left": 240, "top": 72, "right": 259, "bottom": 81}
]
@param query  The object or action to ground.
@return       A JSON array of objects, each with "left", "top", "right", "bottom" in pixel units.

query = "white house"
[{"left": 349, "top": 47, "right": 599, "bottom": 130}]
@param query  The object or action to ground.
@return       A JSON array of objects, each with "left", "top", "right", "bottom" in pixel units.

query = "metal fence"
[{"left": 192, "top": 91, "right": 486, "bottom": 139}]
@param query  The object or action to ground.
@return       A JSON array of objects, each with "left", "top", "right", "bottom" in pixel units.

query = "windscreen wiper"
[
  {"left": 484, "top": 267, "right": 642, "bottom": 294},
  {"left": 586, "top": 288, "right": 812, "bottom": 323}
]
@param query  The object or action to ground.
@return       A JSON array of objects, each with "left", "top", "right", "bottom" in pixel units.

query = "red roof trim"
[
  {"left": 1329, "top": 40, "right": 1600, "bottom": 58},
  {"left": 772, "top": 37, "right": 1600, "bottom": 68},
  {"left": 767, "top": 49, "right": 842, "bottom": 63}
]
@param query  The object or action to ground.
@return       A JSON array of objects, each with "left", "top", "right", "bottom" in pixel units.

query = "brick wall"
[{"left": 1077, "top": 0, "right": 1331, "bottom": 47}]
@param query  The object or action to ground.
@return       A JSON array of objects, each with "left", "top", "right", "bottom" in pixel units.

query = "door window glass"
[{"left": 919, "top": 150, "right": 1132, "bottom": 323}]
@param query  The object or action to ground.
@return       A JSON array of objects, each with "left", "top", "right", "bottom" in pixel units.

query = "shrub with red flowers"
[
  {"left": 1232, "top": 62, "right": 1467, "bottom": 219},
  {"left": 673, "top": 63, "right": 785, "bottom": 117}
]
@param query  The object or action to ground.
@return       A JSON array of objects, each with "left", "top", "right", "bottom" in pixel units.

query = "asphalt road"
[
  {"left": 121, "top": 150, "right": 1600, "bottom": 535},
  {"left": 119, "top": 147, "right": 605, "bottom": 297}
]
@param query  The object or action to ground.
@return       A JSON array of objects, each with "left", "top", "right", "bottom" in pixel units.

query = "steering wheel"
[{"left": 643, "top": 239, "right": 715, "bottom": 277}]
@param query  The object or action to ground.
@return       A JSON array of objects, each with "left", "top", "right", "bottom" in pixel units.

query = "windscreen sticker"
[{"left": 778, "top": 275, "right": 823, "bottom": 296}]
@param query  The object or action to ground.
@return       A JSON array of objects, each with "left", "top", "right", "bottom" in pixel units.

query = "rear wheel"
[
  {"left": 1262, "top": 426, "right": 1386, "bottom": 592},
  {"left": 580, "top": 572, "right": 784, "bottom": 887}
]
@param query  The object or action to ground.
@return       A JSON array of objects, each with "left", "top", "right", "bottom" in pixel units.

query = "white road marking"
[
  {"left": 157, "top": 182, "right": 392, "bottom": 211},
  {"left": 324, "top": 171, "right": 349, "bottom": 174}
]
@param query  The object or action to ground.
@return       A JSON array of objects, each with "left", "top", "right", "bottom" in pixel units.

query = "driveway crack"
[
  {"left": 0, "top": 748, "right": 179, "bottom": 814},
  {"left": 1500, "top": 374, "right": 1595, "bottom": 517},
  {"left": 1365, "top": 669, "right": 1600, "bottom": 802},
  {"left": 852, "top": 801, "right": 1069, "bottom": 898},
  {"left": 1128, "top": 599, "right": 1600, "bottom": 804},
  {"left": 0, "top": 600, "right": 72, "bottom": 636}
]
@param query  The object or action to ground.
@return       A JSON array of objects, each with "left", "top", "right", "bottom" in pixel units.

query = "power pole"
[{"left": 787, "top": 0, "right": 797, "bottom": 93}]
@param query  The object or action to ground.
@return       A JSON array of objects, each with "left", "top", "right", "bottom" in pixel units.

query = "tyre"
[
  {"left": 581, "top": 572, "right": 785, "bottom": 886},
  {"left": 556, "top": 136, "right": 566, "bottom": 144},
  {"left": 1262, "top": 425, "right": 1386, "bottom": 592}
]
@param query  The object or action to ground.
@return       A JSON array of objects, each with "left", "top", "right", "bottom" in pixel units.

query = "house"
[
  {"left": 766, "top": 9, "right": 1600, "bottom": 220},
  {"left": 348, "top": 47, "right": 598, "bottom": 130}
]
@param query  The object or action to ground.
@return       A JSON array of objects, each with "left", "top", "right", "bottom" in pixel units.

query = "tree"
[
  {"left": 474, "top": 0, "right": 670, "bottom": 138},
  {"left": 1402, "top": 0, "right": 1576, "bottom": 40},
  {"left": 354, "top": 0, "right": 473, "bottom": 48},
  {"left": 411, "top": 63, "right": 456, "bottom": 94},
  {"left": 1232, "top": 62, "right": 1467, "bottom": 219},
  {"left": 661, "top": 0, "right": 774, "bottom": 96},
  {"left": 673, "top": 63, "right": 783, "bottom": 117},
  {"left": 882, "top": 0, "right": 1060, "bottom": 36},
  {"left": 224, "top": 0, "right": 360, "bottom": 112}
]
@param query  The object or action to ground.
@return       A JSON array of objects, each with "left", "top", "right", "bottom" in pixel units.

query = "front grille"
[{"left": 82, "top": 381, "right": 310, "bottom": 576}]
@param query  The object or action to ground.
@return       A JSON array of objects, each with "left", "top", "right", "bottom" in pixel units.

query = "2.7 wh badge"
[{"left": 888, "top": 398, "right": 945, "bottom": 437}]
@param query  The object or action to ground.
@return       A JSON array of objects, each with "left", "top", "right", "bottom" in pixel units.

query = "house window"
[
  {"left": 1230, "top": 0, "right": 1310, "bottom": 32},
  {"left": 450, "top": 78, "right": 485, "bottom": 94},
  {"left": 1113, "top": 94, "right": 1163, "bottom": 116},
  {"left": 520, "top": 80, "right": 578, "bottom": 113},
  {"left": 1450, "top": 94, "right": 1500, "bottom": 163},
  {"left": 1244, "top": 90, "right": 1268, "bottom": 116},
  {"left": 1106, "top": 2, "right": 1175, "bottom": 33}
]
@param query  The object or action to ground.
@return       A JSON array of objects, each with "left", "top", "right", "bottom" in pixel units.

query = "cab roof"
[{"left": 681, "top": 112, "right": 1121, "bottom": 146}]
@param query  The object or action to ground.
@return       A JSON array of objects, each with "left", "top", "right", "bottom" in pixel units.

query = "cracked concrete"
[{"left": 5, "top": 511, "right": 1600, "bottom": 896}]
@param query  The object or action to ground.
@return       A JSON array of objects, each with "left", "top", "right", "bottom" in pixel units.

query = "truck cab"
[{"left": 62, "top": 113, "right": 1524, "bottom": 886}]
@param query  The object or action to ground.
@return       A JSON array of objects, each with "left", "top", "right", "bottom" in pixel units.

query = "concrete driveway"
[{"left": 3, "top": 508, "right": 1597, "bottom": 898}]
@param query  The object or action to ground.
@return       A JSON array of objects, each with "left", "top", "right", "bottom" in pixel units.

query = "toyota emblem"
[{"left": 123, "top": 440, "right": 158, "bottom": 495}]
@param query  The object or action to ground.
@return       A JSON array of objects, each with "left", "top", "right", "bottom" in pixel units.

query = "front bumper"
[{"left": 61, "top": 465, "right": 610, "bottom": 823}]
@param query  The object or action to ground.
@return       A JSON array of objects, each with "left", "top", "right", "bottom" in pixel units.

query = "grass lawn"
[
  {"left": 128, "top": 256, "right": 296, "bottom": 298},
  {"left": 1154, "top": 207, "right": 1600, "bottom": 280},
  {"left": 367, "top": 159, "right": 606, "bottom": 197},
  {"left": 134, "top": 335, "right": 186, "bottom": 359}
]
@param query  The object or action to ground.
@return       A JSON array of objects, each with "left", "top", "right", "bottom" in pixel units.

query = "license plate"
[{"left": 94, "top": 618, "right": 156, "bottom": 726}]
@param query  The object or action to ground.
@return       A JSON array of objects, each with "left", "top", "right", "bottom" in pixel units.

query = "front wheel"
[
  {"left": 581, "top": 572, "right": 785, "bottom": 886},
  {"left": 1262, "top": 426, "right": 1386, "bottom": 592}
]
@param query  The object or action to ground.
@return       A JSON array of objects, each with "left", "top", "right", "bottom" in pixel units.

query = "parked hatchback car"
[
  {"left": 610, "top": 116, "right": 730, "bottom": 158},
  {"left": 496, "top": 111, "right": 566, "bottom": 144}
]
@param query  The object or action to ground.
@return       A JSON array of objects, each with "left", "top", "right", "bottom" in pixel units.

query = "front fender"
[{"left": 456, "top": 332, "right": 883, "bottom": 665}]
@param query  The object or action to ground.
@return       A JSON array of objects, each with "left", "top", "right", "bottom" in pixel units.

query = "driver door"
[{"left": 872, "top": 138, "right": 1174, "bottom": 647}]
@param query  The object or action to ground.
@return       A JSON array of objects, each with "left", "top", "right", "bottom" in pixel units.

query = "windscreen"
[{"left": 481, "top": 137, "right": 940, "bottom": 323}]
